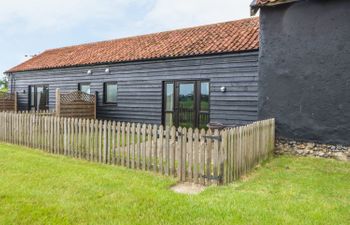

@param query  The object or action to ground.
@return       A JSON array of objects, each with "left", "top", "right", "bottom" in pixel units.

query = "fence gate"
[
  {"left": 200, "top": 132, "right": 224, "bottom": 184},
  {"left": 173, "top": 128, "right": 226, "bottom": 186}
]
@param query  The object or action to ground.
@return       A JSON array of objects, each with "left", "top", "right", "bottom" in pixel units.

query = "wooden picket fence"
[
  {"left": 24, "top": 110, "right": 56, "bottom": 116},
  {"left": 0, "top": 111, "right": 275, "bottom": 185}
]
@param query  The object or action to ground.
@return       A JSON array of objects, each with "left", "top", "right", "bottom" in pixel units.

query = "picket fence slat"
[
  {"left": 141, "top": 124, "right": 146, "bottom": 171},
  {"left": 136, "top": 123, "right": 141, "bottom": 169}
]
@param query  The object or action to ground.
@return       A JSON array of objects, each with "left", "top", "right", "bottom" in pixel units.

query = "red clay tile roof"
[{"left": 7, "top": 17, "right": 259, "bottom": 73}]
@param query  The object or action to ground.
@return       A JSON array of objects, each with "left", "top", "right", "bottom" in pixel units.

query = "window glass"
[
  {"left": 30, "top": 86, "right": 35, "bottom": 107},
  {"left": 199, "top": 113, "right": 209, "bottom": 130},
  {"left": 79, "top": 83, "right": 91, "bottom": 94},
  {"left": 179, "top": 83, "right": 194, "bottom": 128},
  {"left": 165, "top": 113, "right": 173, "bottom": 127},
  {"left": 179, "top": 83, "right": 194, "bottom": 110},
  {"left": 29, "top": 85, "right": 49, "bottom": 110},
  {"left": 39, "top": 86, "right": 49, "bottom": 110},
  {"left": 165, "top": 83, "right": 174, "bottom": 111},
  {"left": 105, "top": 82, "right": 118, "bottom": 103},
  {"left": 36, "top": 87, "right": 43, "bottom": 110},
  {"left": 200, "top": 82, "right": 209, "bottom": 112}
]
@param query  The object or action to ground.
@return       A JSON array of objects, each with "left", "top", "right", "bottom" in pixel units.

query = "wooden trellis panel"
[
  {"left": 0, "top": 92, "right": 17, "bottom": 112},
  {"left": 56, "top": 89, "right": 96, "bottom": 119}
]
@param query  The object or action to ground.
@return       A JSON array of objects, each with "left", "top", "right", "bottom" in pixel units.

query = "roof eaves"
[
  {"left": 6, "top": 49, "right": 259, "bottom": 74},
  {"left": 250, "top": 0, "right": 300, "bottom": 16}
]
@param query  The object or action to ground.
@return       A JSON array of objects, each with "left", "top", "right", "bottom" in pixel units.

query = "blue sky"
[{"left": 0, "top": 0, "right": 251, "bottom": 76}]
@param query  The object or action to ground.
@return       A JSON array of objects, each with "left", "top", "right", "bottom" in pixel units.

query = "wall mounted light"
[
  {"left": 87, "top": 69, "right": 92, "bottom": 75},
  {"left": 220, "top": 86, "right": 226, "bottom": 93},
  {"left": 23, "top": 89, "right": 26, "bottom": 94},
  {"left": 105, "top": 68, "right": 110, "bottom": 74}
]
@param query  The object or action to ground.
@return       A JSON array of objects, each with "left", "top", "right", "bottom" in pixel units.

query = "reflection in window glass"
[
  {"left": 30, "top": 86, "right": 35, "bottom": 108},
  {"left": 165, "top": 113, "right": 173, "bottom": 127},
  {"left": 105, "top": 83, "right": 118, "bottom": 103},
  {"left": 199, "top": 113, "right": 209, "bottom": 130},
  {"left": 36, "top": 87, "right": 43, "bottom": 110},
  {"left": 79, "top": 83, "right": 91, "bottom": 94},
  {"left": 200, "top": 82, "right": 209, "bottom": 111},
  {"left": 166, "top": 83, "right": 173, "bottom": 111},
  {"left": 179, "top": 83, "right": 194, "bottom": 110},
  {"left": 179, "top": 83, "right": 194, "bottom": 128},
  {"left": 29, "top": 85, "right": 49, "bottom": 110}
]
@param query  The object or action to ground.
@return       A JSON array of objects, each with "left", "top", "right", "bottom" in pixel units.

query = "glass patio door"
[
  {"left": 29, "top": 85, "right": 49, "bottom": 111},
  {"left": 177, "top": 82, "right": 195, "bottom": 128},
  {"left": 163, "top": 80, "right": 209, "bottom": 128}
]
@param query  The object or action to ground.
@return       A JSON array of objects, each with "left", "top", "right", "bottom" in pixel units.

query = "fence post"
[
  {"left": 55, "top": 88, "right": 61, "bottom": 117},
  {"left": 94, "top": 92, "right": 97, "bottom": 120},
  {"left": 14, "top": 92, "right": 18, "bottom": 112}
]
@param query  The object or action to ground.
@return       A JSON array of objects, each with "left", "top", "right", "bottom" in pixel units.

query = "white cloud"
[
  {"left": 0, "top": 0, "right": 251, "bottom": 75},
  {"left": 0, "top": 0, "right": 145, "bottom": 32},
  {"left": 0, "top": 0, "right": 251, "bottom": 35},
  {"left": 138, "top": 0, "right": 250, "bottom": 32},
  {"left": 101, "top": 0, "right": 251, "bottom": 40}
]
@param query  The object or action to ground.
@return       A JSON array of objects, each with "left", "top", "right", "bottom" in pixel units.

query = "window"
[
  {"left": 103, "top": 82, "right": 118, "bottom": 104},
  {"left": 78, "top": 83, "right": 91, "bottom": 94},
  {"left": 164, "top": 82, "right": 174, "bottom": 127},
  {"left": 163, "top": 80, "right": 209, "bottom": 128},
  {"left": 178, "top": 82, "right": 195, "bottom": 128},
  {"left": 28, "top": 85, "right": 49, "bottom": 111},
  {"left": 199, "top": 82, "right": 209, "bottom": 129}
]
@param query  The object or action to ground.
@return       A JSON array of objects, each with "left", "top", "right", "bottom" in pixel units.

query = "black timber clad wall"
[
  {"left": 11, "top": 52, "right": 259, "bottom": 125},
  {"left": 259, "top": 0, "right": 350, "bottom": 144}
]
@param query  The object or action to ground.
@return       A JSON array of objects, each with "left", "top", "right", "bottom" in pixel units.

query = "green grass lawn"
[{"left": 0, "top": 143, "right": 349, "bottom": 225}]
